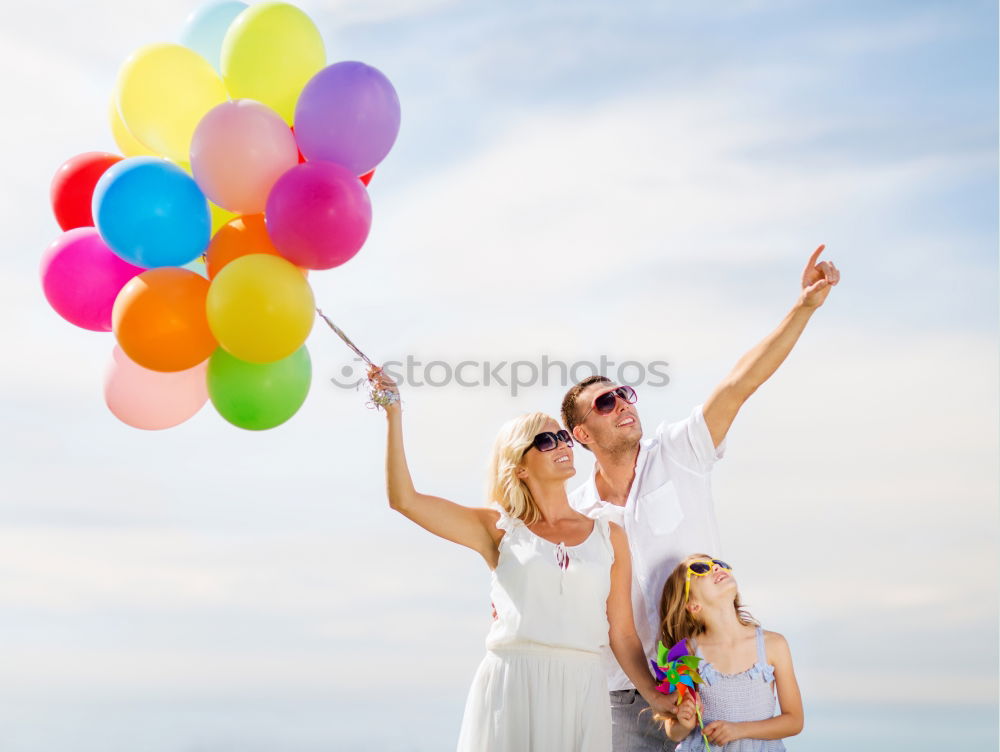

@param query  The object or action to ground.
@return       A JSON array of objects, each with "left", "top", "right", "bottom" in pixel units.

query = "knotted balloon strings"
[{"left": 316, "top": 308, "right": 400, "bottom": 410}]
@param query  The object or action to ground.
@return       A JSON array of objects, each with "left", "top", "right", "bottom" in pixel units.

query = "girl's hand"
[
  {"left": 368, "top": 365, "right": 401, "bottom": 414},
  {"left": 703, "top": 720, "right": 744, "bottom": 745},
  {"left": 674, "top": 696, "right": 698, "bottom": 731}
]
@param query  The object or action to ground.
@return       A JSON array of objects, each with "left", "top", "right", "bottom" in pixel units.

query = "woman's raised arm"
[{"left": 374, "top": 367, "right": 502, "bottom": 567}]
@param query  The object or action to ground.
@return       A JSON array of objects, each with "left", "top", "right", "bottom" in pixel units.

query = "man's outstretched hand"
[{"left": 800, "top": 244, "right": 840, "bottom": 309}]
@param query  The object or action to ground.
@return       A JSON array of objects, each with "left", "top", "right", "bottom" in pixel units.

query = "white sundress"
[{"left": 456, "top": 506, "right": 616, "bottom": 752}]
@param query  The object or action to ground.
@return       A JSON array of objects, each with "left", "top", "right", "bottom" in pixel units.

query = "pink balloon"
[
  {"left": 104, "top": 346, "right": 209, "bottom": 430},
  {"left": 265, "top": 161, "right": 372, "bottom": 270},
  {"left": 191, "top": 100, "right": 299, "bottom": 214},
  {"left": 40, "top": 227, "right": 145, "bottom": 331}
]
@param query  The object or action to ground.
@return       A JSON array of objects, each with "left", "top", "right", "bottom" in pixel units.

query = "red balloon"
[
  {"left": 290, "top": 126, "right": 306, "bottom": 164},
  {"left": 50, "top": 152, "right": 123, "bottom": 230},
  {"left": 290, "top": 126, "right": 377, "bottom": 185}
]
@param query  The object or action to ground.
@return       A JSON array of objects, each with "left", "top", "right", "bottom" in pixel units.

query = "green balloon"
[{"left": 207, "top": 345, "right": 311, "bottom": 430}]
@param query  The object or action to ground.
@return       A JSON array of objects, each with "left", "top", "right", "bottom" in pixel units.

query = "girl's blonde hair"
[
  {"left": 486, "top": 412, "right": 553, "bottom": 525},
  {"left": 658, "top": 553, "right": 758, "bottom": 648}
]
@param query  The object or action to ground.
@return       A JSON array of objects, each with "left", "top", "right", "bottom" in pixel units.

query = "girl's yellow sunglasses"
[{"left": 684, "top": 558, "right": 732, "bottom": 603}]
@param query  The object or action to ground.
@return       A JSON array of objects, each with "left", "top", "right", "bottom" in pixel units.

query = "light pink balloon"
[
  {"left": 104, "top": 346, "right": 209, "bottom": 430},
  {"left": 40, "top": 227, "right": 145, "bottom": 332},
  {"left": 190, "top": 99, "right": 299, "bottom": 214}
]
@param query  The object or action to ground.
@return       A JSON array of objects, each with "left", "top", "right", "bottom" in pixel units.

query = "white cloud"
[{"left": 351, "top": 93, "right": 990, "bottom": 323}]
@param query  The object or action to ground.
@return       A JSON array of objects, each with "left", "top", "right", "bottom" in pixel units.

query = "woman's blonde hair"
[
  {"left": 658, "top": 553, "right": 758, "bottom": 648},
  {"left": 486, "top": 412, "right": 553, "bottom": 525}
]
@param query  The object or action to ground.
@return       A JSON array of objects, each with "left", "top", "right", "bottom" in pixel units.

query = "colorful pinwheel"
[
  {"left": 651, "top": 639, "right": 711, "bottom": 751},
  {"left": 651, "top": 638, "right": 703, "bottom": 699}
]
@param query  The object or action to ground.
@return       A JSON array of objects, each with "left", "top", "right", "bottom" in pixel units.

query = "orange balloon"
[
  {"left": 112, "top": 267, "right": 217, "bottom": 372},
  {"left": 206, "top": 214, "right": 309, "bottom": 279},
  {"left": 206, "top": 214, "right": 279, "bottom": 278}
]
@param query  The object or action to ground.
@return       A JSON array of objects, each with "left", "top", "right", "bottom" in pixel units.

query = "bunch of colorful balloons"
[{"left": 42, "top": 1, "right": 400, "bottom": 431}]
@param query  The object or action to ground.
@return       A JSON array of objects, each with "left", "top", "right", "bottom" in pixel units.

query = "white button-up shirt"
[{"left": 568, "top": 403, "right": 726, "bottom": 691}]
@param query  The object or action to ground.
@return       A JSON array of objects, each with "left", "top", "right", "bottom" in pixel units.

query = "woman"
[{"left": 369, "top": 367, "right": 676, "bottom": 751}]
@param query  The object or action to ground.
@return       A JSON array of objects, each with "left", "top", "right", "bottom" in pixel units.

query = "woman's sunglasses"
[
  {"left": 684, "top": 558, "right": 732, "bottom": 603},
  {"left": 580, "top": 385, "right": 637, "bottom": 423},
  {"left": 525, "top": 429, "right": 574, "bottom": 454}
]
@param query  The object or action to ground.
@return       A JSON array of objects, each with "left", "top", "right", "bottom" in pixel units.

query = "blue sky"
[{"left": 1, "top": 1, "right": 997, "bottom": 750}]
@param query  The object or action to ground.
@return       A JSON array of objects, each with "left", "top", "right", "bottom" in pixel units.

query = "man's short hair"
[{"left": 561, "top": 375, "right": 612, "bottom": 451}]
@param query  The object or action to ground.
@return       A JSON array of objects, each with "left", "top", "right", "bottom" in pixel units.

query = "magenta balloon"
[
  {"left": 191, "top": 99, "right": 299, "bottom": 214},
  {"left": 104, "top": 345, "right": 209, "bottom": 430},
  {"left": 40, "top": 227, "right": 145, "bottom": 331},
  {"left": 265, "top": 161, "right": 372, "bottom": 270},
  {"left": 294, "top": 61, "right": 401, "bottom": 176}
]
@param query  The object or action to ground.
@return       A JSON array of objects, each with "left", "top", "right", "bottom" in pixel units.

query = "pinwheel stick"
[{"left": 696, "top": 701, "right": 710, "bottom": 752}]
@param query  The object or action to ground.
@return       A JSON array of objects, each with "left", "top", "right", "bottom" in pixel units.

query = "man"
[{"left": 561, "top": 245, "right": 839, "bottom": 751}]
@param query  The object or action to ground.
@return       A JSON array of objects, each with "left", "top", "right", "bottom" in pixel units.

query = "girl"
[
  {"left": 658, "top": 554, "right": 803, "bottom": 751},
  {"left": 368, "top": 367, "right": 677, "bottom": 751}
]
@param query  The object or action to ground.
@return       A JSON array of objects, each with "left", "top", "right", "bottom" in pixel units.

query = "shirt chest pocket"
[{"left": 638, "top": 481, "right": 684, "bottom": 535}]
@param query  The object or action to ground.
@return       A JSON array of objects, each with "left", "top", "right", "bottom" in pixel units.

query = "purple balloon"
[
  {"left": 265, "top": 161, "right": 372, "bottom": 270},
  {"left": 40, "top": 227, "right": 145, "bottom": 331},
  {"left": 294, "top": 61, "right": 401, "bottom": 176}
]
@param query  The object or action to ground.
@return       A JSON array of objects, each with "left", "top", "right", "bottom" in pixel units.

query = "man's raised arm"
[{"left": 702, "top": 244, "right": 840, "bottom": 448}]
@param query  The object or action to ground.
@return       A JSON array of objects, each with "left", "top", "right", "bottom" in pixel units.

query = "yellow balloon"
[
  {"left": 109, "top": 98, "right": 159, "bottom": 157},
  {"left": 210, "top": 202, "right": 240, "bottom": 235},
  {"left": 206, "top": 254, "right": 315, "bottom": 363},
  {"left": 221, "top": 2, "right": 325, "bottom": 124},
  {"left": 115, "top": 43, "right": 228, "bottom": 164}
]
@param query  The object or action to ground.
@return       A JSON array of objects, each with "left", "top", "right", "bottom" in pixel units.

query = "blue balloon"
[
  {"left": 180, "top": 1, "right": 248, "bottom": 72},
  {"left": 93, "top": 157, "right": 211, "bottom": 268}
]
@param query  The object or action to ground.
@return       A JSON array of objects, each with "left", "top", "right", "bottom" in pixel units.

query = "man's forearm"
[
  {"left": 705, "top": 246, "right": 837, "bottom": 446},
  {"left": 726, "top": 300, "right": 816, "bottom": 400}
]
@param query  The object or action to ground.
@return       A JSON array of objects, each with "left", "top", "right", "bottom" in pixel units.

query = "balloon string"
[
  {"left": 316, "top": 308, "right": 373, "bottom": 365},
  {"left": 315, "top": 308, "right": 399, "bottom": 409}
]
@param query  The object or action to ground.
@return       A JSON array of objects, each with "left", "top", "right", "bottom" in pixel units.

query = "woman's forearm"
[
  {"left": 384, "top": 409, "right": 417, "bottom": 511},
  {"left": 606, "top": 525, "right": 673, "bottom": 712},
  {"left": 609, "top": 630, "right": 661, "bottom": 704}
]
